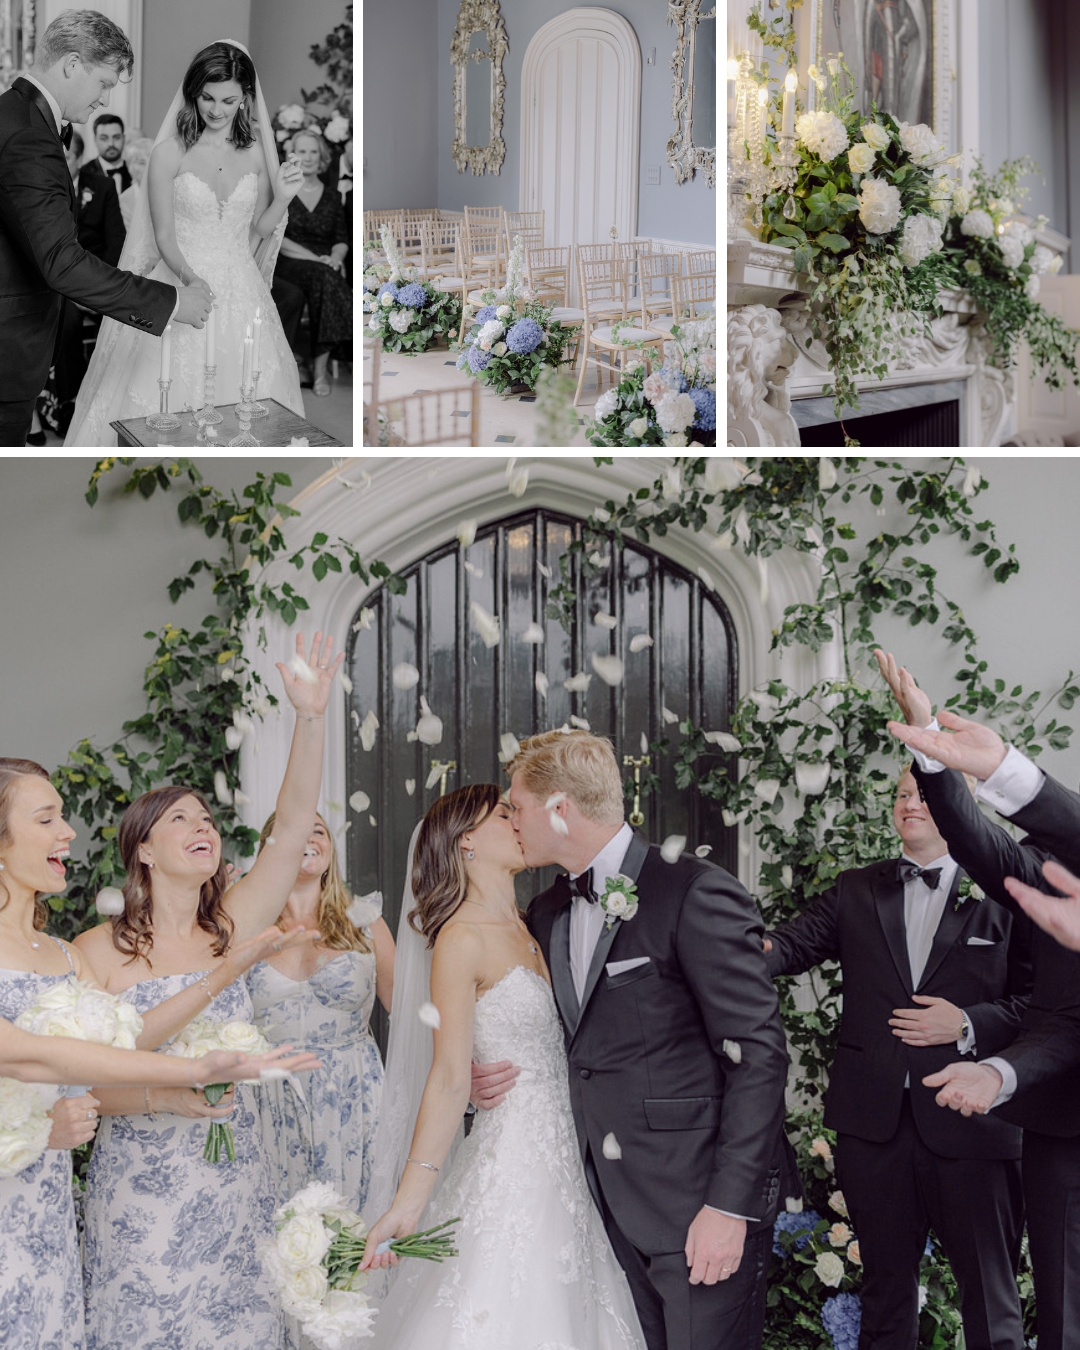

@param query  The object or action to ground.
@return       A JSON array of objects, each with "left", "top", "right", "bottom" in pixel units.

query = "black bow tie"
[
  {"left": 107, "top": 166, "right": 124, "bottom": 177},
  {"left": 568, "top": 869, "right": 597, "bottom": 904},
  {"left": 61, "top": 122, "right": 73, "bottom": 150},
  {"left": 898, "top": 860, "right": 943, "bottom": 890}
]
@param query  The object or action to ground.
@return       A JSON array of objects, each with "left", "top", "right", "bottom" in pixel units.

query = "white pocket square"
[
  {"left": 966, "top": 936, "right": 996, "bottom": 946},
  {"left": 606, "top": 957, "right": 651, "bottom": 977}
]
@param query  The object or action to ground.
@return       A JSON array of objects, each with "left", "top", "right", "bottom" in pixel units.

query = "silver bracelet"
[
  {"left": 406, "top": 1157, "right": 439, "bottom": 1173},
  {"left": 179, "top": 265, "right": 189, "bottom": 285},
  {"left": 199, "top": 973, "right": 214, "bottom": 1001}
]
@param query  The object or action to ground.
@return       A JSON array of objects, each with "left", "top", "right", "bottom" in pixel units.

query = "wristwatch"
[{"left": 958, "top": 1014, "right": 971, "bottom": 1042}]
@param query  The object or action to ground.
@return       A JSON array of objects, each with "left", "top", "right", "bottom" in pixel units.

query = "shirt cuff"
[
  {"left": 980, "top": 1055, "right": 1017, "bottom": 1108},
  {"left": 705, "top": 1205, "right": 756, "bottom": 1222},
  {"left": 169, "top": 289, "right": 179, "bottom": 323},
  {"left": 976, "top": 744, "right": 1044, "bottom": 816},
  {"left": 909, "top": 718, "right": 946, "bottom": 774},
  {"left": 956, "top": 1013, "right": 975, "bottom": 1057}
]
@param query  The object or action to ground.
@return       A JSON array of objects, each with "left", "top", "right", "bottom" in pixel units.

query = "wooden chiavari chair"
[
  {"left": 505, "top": 210, "right": 544, "bottom": 257},
  {"left": 371, "top": 384, "right": 480, "bottom": 447},
  {"left": 573, "top": 255, "right": 665, "bottom": 406}
]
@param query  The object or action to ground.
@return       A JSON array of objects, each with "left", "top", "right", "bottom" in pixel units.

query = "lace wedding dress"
[
  {"left": 65, "top": 170, "right": 302, "bottom": 447},
  {"left": 370, "top": 965, "right": 645, "bottom": 1350}
]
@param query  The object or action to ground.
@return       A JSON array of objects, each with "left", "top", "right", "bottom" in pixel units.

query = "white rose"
[
  {"left": 963, "top": 258, "right": 982, "bottom": 276},
  {"left": 960, "top": 209, "right": 994, "bottom": 240},
  {"left": 898, "top": 212, "right": 944, "bottom": 267},
  {"left": 380, "top": 292, "right": 394, "bottom": 307},
  {"left": 492, "top": 341, "right": 507, "bottom": 356},
  {"left": 495, "top": 305, "right": 512, "bottom": 320},
  {"left": 594, "top": 389, "right": 619, "bottom": 419},
  {"left": 795, "top": 109, "right": 849, "bottom": 163},
  {"left": 215, "top": 1021, "right": 269, "bottom": 1054},
  {"left": 604, "top": 892, "right": 630, "bottom": 917},
  {"left": 858, "top": 177, "right": 902, "bottom": 235},
  {"left": 898, "top": 120, "right": 941, "bottom": 162},
  {"left": 0, "top": 1124, "right": 52, "bottom": 1178},
  {"left": 29, "top": 1009, "right": 86, "bottom": 1038},
  {"left": 952, "top": 183, "right": 972, "bottom": 216},
  {"left": 276, "top": 1212, "right": 333, "bottom": 1271},
  {"left": 323, "top": 114, "right": 350, "bottom": 144},
  {"left": 809, "top": 1136, "right": 833, "bottom": 1162},
  {"left": 814, "top": 1251, "right": 846, "bottom": 1287},
  {"left": 479, "top": 319, "right": 504, "bottom": 343},
  {"left": 827, "top": 1222, "right": 853, "bottom": 1247},
  {"left": 847, "top": 142, "right": 875, "bottom": 175},
  {"left": 998, "top": 234, "right": 1025, "bottom": 269},
  {"left": 628, "top": 417, "right": 648, "bottom": 437},
  {"left": 860, "top": 121, "right": 891, "bottom": 152}
]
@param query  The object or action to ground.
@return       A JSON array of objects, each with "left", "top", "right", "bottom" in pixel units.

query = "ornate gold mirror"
[
  {"left": 666, "top": 0, "right": 716, "bottom": 187},
  {"left": 451, "top": 0, "right": 508, "bottom": 176}
]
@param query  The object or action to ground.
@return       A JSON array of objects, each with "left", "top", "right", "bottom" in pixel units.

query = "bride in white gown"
[
  {"left": 65, "top": 39, "right": 303, "bottom": 447},
  {"left": 360, "top": 787, "right": 645, "bottom": 1350}
]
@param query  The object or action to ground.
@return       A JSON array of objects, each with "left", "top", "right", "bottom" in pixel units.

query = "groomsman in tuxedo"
[
  {"left": 883, "top": 657, "right": 1080, "bottom": 1350},
  {"left": 85, "top": 112, "right": 132, "bottom": 198},
  {"left": 764, "top": 762, "right": 1031, "bottom": 1350},
  {"left": 0, "top": 9, "right": 211, "bottom": 446},
  {"left": 73, "top": 128, "right": 125, "bottom": 266},
  {"left": 473, "top": 730, "right": 792, "bottom": 1350}
]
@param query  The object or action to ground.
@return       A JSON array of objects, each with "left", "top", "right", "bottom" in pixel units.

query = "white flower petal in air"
[
  {"left": 590, "top": 654, "right": 624, "bottom": 687},
  {"left": 288, "top": 654, "right": 319, "bottom": 685},
  {"left": 352, "top": 607, "right": 375, "bottom": 633},
  {"left": 697, "top": 565, "right": 715, "bottom": 591},
  {"left": 405, "top": 778, "right": 416, "bottom": 796},
  {"left": 962, "top": 465, "right": 982, "bottom": 498},
  {"left": 213, "top": 771, "right": 232, "bottom": 806},
  {"left": 339, "top": 671, "right": 353, "bottom": 695},
  {"left": 418, "top": 1003, "right": 441, "bottom": 1029},
  {"left": 722, "top": 809, "right": 745, "bottom": 828},
  {"left": 818, "top": 457, "right": 838, "bottom": 490},
  {"left": 694, "top": 844, "right": 713, "bottom": 858},
  {"left": 629, "top": 634, "right": 654, "bottom": 653},
  {"left": 601, "top": 1132, "right": 622, "bottom": 1160},
  {"left": 795, "top": 761, "right": 831, "bottom": 795},
  {"left": 734, "top": 508, "right": 751, "bottom": 548},
  {"left": 369, "top": 815, "right": 377, "bottom": 827},
  {"left": 464, "top": 561, "right": 483, "bottom": 578},
  {"left": 348, "top": 791, "right": 371, "bottom": 814},
  {"left": 640, "top": 732, "right": 649, "bottom": 754},
  {"left": 95, "top": 887, "right": 125, "bottom": 916},
  {"left": 564, "top": 672, "right": 592, "bottom": 693},
  {"left": 593, "top": 612, "right": 617, "bottom": 629},
  {"left": 360, "top": 710, "right": 379, "bottom": 752},
  {"left": 544, "top": 792, "right": 568, "bottom": 810},
  {"left": 660, "top": 834, "right": 686, "bottom": 864},
  {"left": 781, "top": 865, "right": 793, "bottom": 890},
  {"left": 722, "top": 1039, "right": 743, "bottom": 1064},
  {"left": 703, "top": 731, "right": 742, "bottom": 753},
  {"left": 549, "top": 809, "right": 569, "bottom": 835},
  {"left": 416, "top": 695, "right": 444, "bottom": 746},
  {"left": 425, "top": 763, "right": 444, "bottom": 791},
  {"left": 350, "top": 709, "right": 360, "bottom": 729},
  {"left": 507, "top": 467, "right": 530, "bottom": 498},
  {"left": 704, "top": 459, "right": 746, "bottom": 493},
  {"left": 470, "top": 602, "right": 501, "bottom": 648},
  {"left": 758, "top": 556, "right": 769, "bottom": 605},
  {"left": 392, "top": 663, "right": 420, "bottom": 690},
  {"left": 522, "top": 622, "right": 545, "bottom": 644},
  {"left": 754, "top": 778, "right": 781, "bottom": 805},
  {"left": 569, "top": 715, "right": 591, "bottom": 730},
  {"left": 225, "top": 726, "right": 244, "bottom": 751},
  {"left": 535, "top": 672, "right": 549, "bottom": 699},
  {"left": 661, "top": 706, "right": 680, "bottom": 725},
  {"left": 499, "top": 732, "right": 521, "bottom": 763},
  {"left": 457, "top": 518, "right": 478, "bottom": 547},
  {"left": 538, "top": 562, "right": 552, "bottom": 579},
  {"left": 346, "top": 891, "right": 383, "bottom": 927}
]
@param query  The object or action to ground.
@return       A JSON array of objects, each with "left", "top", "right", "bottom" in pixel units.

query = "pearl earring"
[
  {"left": 0, "top": 861, "right": 5, "bottom": 870},
  {"left": 466, "top": 850, "right": 475, "bottom": 860}
]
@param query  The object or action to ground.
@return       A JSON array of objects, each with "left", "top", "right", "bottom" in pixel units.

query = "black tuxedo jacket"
[
  {"left": 914, "top": 764, "right": 1080, "bottom": 1136},
  {"left": 767, "top": 857, "right": 1029, "bottom": 1159},
  {"left": 0, "top": 78, "right": 173, "bottom": 401},
  {"left": 526, "top": 832, "right": 791, "bottom": 1255},
  {"left": 82, "top": 156, "right": 132, "bottom": 198},
  {"left": 1008, "top": 770, "right": 1080, "bottom": 875},
  {"left": 74, "top": 162, "right": 126, "bottom": 267}
]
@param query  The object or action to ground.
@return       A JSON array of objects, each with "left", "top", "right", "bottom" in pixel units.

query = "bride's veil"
[
  {"left": 365, "top": 822, "right": 463, "bottom": 1290},
  {"left": 65, "top": 38, "right": 285, "bottom": 445}
]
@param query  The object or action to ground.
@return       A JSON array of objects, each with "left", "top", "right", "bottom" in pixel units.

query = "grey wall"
[
  {"left": 141, "top": 0, "right": 253, "bottom": 140},
  {"left": 249, "top": 0, "right": 353, "bottom": 123},
  {"left": 362, "top": 0, "right": 440, "bottom": 210}
]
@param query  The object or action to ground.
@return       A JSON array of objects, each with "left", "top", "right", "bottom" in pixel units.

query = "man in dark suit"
[
  {"left": 765, "top": 762, "right": 1030, "bottom": 1350},
  {"left": 85, "top": 111, "right": 131, "bottom": 198},
  {"left": 473, "top": 730, "right": 791, "bottom": 1350},
  {"left": 0, "top": 9, "right": 211, "bottom": 446},
  {"left": 75, "top": 127, "right": 126, "bottom": 266},
  {"left": 882, "top": 655, "right": 1080, "bottom": 1350}
]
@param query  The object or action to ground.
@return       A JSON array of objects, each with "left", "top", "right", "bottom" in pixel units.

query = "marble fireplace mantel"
[{"left": 727, "top": 240, "right": 1017, "bottom": 448}]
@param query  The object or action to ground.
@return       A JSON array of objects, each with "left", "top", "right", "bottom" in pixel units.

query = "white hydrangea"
[
  {"left": 1031, "top": 244, "right": 1056, "bottom": 274},
  {"left": 478, "top": 319, "right": 504, "bottom": 343},
  {"left": 998, "top": 234, "right": 1025, "bottom": 269},
  {"left": 389, "top": 308, "right": 413, "bottom": 333},
  {"left": 655, "top": 391, "right": 697, "bottom": 436},
  {"left": 858, "top": 177, "right": 902, "bottom": 235},
  {"left": 898, "top": 212, "right": 944, "bottom": 268},
  {"left": 594, "top": 389, "right": 619, "bottom": 420},
  {"left": 897, "top": 120, "right": 941, "bottom": 162},
  {"left": 795, "top": 109, "right": 849, "bottom": 163},
  {"left": 960, "top": 209, "right": 995, "bottom": 240},
  {"left": 1025, "top": 275, "right": 1041, "bottom": 300}
]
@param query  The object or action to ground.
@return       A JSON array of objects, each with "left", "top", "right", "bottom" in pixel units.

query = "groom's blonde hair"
[
  {"left": 507, "top": 731, "right": 624, "bottom": 826},
  {"left": 39, "top": 10, "right": 135, "bottom": 77}
]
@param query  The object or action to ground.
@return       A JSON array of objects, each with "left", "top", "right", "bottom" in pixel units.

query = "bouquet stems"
[
  {"left": 202, "top": 1083, "right": 236, "bottom": 1163},
  {"left": 325, "top": 1218, "right": 461, "bottom": 1290}
]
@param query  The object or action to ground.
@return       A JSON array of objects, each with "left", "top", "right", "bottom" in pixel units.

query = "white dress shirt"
[
  {"left": 568, "top": 822, "right": 633, "bottom": 1002},
  {"left": 20, "top": 72, "right": 65, "bottom": 136}
]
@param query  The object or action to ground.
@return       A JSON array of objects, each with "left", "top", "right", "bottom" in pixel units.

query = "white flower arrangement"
[
  {"left": 167, "top": 1015, "right": 271, "bottom": 1162},
  {"left": 599, "top": 874, "right": 639, "bottom": 929}
]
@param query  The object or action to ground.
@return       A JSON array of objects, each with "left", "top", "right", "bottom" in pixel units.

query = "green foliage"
[{"left": 51, "top": 460, "right": 402, "bottom": 941}]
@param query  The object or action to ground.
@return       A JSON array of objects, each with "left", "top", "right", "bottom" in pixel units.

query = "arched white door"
[{"left": 520, "top": 8, "right": 642, "bottom": 292}]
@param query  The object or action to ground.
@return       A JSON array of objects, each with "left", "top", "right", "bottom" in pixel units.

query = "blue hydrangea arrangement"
[
  {"left": 364, "top": 272, "right": 463, "bottom": 356},
  {"left": 457, "top": 290, "right": 576, "bottom": 396},
  {"left": 587, "top": 319, "right": 716, "bottom": 448}
]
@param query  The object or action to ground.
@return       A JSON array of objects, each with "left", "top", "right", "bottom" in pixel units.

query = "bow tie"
[
  {"left": 60, "top": 122, "right": 73, "bottom": 150},
  {"left": 339, "top": 171, "right": 352, "bottom": 180},
  {"left": 568, "top": 869, "right": 597, "bottom": 904},
  {"left": 106, "top": 166, "right": 124, "bottom": 176},
  {"left": 898, "top": 860, "right": 942, "bottom": 890}
]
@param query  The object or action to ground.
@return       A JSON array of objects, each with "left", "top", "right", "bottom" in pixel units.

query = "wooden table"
[{"left": 111, "top": 399, "right": 344, "bottom": 448}]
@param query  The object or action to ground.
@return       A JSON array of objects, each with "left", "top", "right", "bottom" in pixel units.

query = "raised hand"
[
  {"left": 275, "top": 154, "right": 304, "bottom": 202},
  {"left": 275, "top": 631, "right": 343, "bottom": 721},
  {"left": 874, "top": 649, "right": 933, "bottom": 727},
  {"left": 195, "top": 1043, "right": 322, "bottom": 1084},
  {"left": 888, "top": 709, "right": 1009, "bottom": 781},
  {"left": 1005, "top": 859, "right": 1080, "bottom": 952},
  {"left": 923, "top": 1061, "right": 1003, "bottom": 1116},
  {"left": 889, "top": 995, "right": 964, "bottom": 1046},
  {"left": 47, "top": 1092, "right": 101, "bottom": 1149},
  {"left": 224, "top": 925, "right": 318, "bottom": 980}
]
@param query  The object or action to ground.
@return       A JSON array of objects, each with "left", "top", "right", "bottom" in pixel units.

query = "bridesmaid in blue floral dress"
[
  {"left": 247, "top": 811, "right": 394, "bottom": 1216},
  {"left": 75, "top": 633, "right": 343, "bottom": 1350}
]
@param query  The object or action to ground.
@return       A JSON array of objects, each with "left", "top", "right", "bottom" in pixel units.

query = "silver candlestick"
[
  {"left": 195, "top": 364, "right": 224, "bottom": 426},
  {"left": 145, "top": 378, "right": 180, "bottom": 431},
  {"left": 228, "top": 380, "right": 260, "bottom": 446},
  {"left": 248, "top": 367, "right": 269, "bottom": 419}
]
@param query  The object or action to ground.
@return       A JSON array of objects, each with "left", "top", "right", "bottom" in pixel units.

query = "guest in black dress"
[{"left": 276, "top": 128, "right": 350, "bottom": 396}]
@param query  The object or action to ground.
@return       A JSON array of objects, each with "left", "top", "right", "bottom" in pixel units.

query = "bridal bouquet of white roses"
[
  {"left": 264, "top": 1181, "right": 460, "bottom": 1348},
  {"left": 14, "top": 976, "right": 143, "bottom": 1050},
  {"left": 0, "top": 1077, "right": 55, "bottom": 1178},
  {"left": 166, "top": 1014, "right": 270, "bottom": 1163}
]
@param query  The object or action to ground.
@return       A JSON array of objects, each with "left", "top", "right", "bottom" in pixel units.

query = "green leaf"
[{"left": 817, "top": 233, "right": 851, "bottom": 254}]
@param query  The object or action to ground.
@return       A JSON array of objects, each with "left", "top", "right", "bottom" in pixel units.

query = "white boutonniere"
[
  {"left": 955, "top": 876, "right": 985, "bottom": 912},
  {"left": 599, "top": 874, "right": 639, "bottom": 930},
  {"left": 80, "top": 188, "right": 94, "bottom": 207}
]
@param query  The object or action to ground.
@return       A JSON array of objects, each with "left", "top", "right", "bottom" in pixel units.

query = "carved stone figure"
[{"left": 727, "top": 304, "right": 801, "bottom": 447}]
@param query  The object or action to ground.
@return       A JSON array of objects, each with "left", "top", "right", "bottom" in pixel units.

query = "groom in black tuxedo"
[
  {"left": 474, "top": 730, "right": 791, "bottom": 1350},
  {"left": 0, "top": 9, "right": 212, "bottom": 446}
]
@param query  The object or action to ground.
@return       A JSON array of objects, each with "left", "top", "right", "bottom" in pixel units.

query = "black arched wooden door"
[{"left": 344, "top": 510, "right": 738, "bottom": 1045}]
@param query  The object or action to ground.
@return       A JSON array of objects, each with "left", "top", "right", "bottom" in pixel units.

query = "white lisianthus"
[
  {"left": 627, "top": 416, "right": 649, "bottom": 438},
  {"left": 860, "top": 121, "right": 891, "bottom": 152},
  {"left": 594, "top": 389, "right": 619, "bottom": 420},
  {"left": 858, "top": 177, "right": 902, "bottom": 235},
  {"left": 963, "top": 258, "right": 982, "bottom": 276},
  {"left": 998, "top": 234, "right": 1025, "bottom": 270},
  {"left": 1025, "top": 275, "right": 1041, "bottom": 300},
  {"left": 960, "top": 209, "right": 995, "bottom": 240},
  {"left": 795, "top": 109, "right": 849, "bottom": 163},
  {"left": 952, "top": 183, "right": 973, "bottom": 216},
  {"left": 847, "top": 142, "right": 875, "bottom": 175},
  {"left": 898, "top": 212, "right": 944, "bottom": 268},
  {"left": 898, "top": 120, "right": 941, "bottom": 162},
  {"left": 814, "top": 1252, "right": 846, "bottom": 1288}
]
